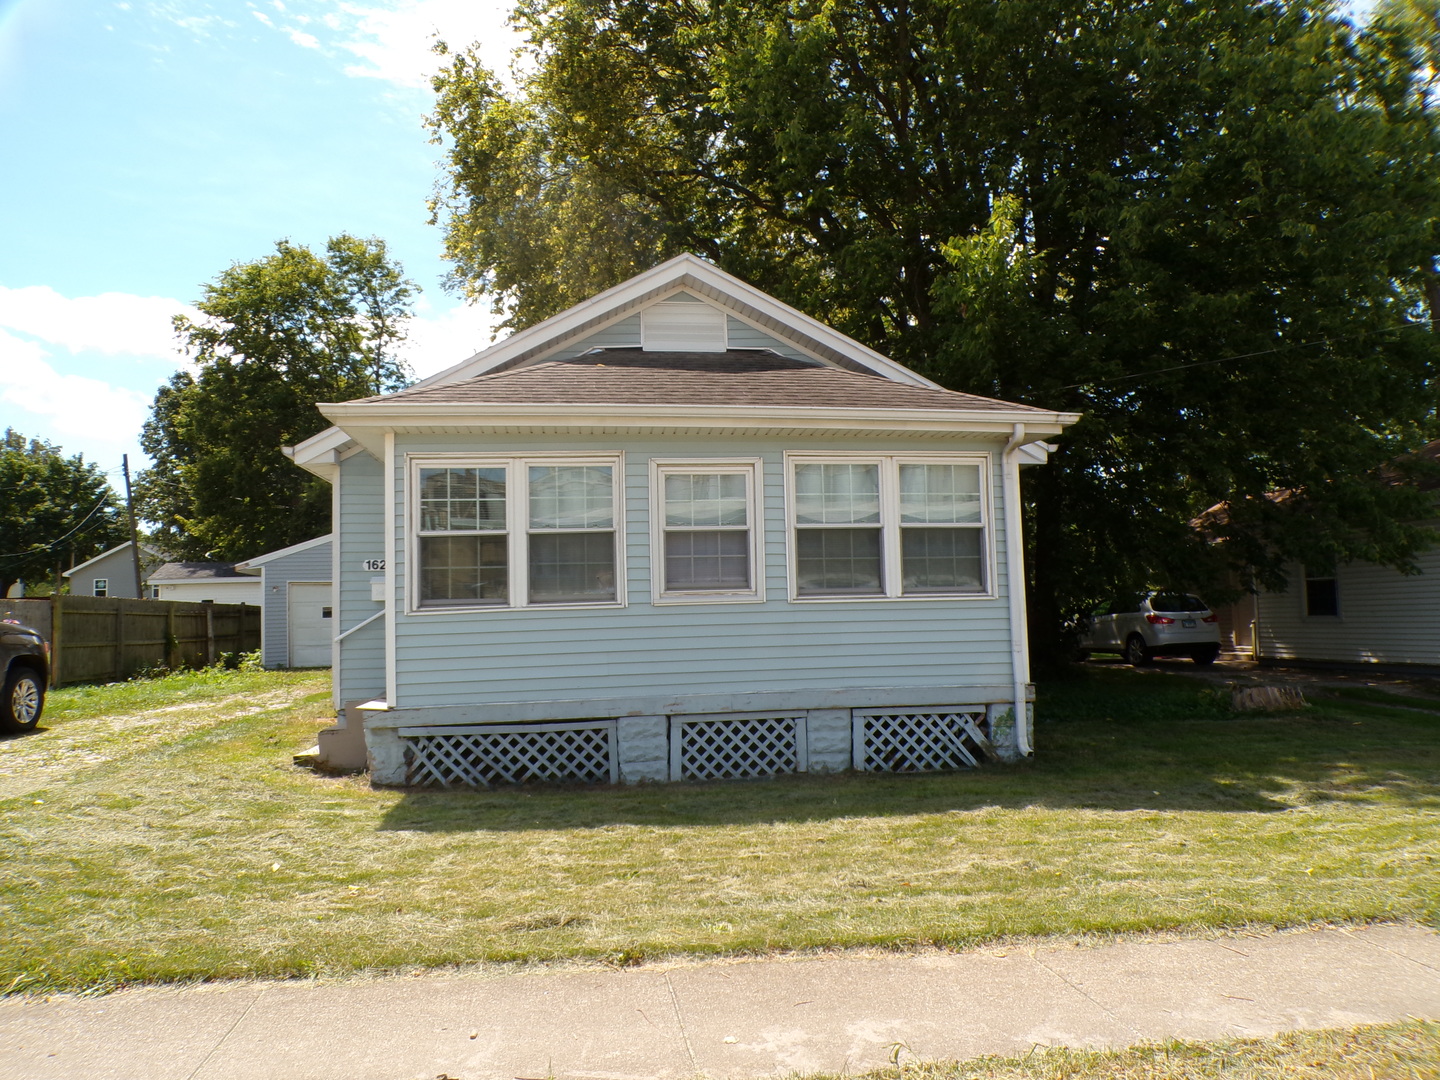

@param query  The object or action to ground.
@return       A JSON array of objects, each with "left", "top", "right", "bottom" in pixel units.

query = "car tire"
[
  {"left": 1192, "top": 645, "right": 1220, "bottom": 667},
  {"left": 1124, "top": 634, "right": 1151, "bottom": 667},
  {"left": 1, "top": 666, "right": 45, "bottom": 734}
]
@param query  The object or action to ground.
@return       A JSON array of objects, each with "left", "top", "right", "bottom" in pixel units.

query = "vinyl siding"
[
  {"left": 257, "top": 541, "right": 332, "bottom": 668},
  {"left": 542, "top": 304, "right": 814, "bottom": 363},
  {"left": 389, "top": 432, "right": 1015, "bottom": 712},
  {"left": 1255, "top": 543, "right": 1440, "bottom": 666},
  {"left": 335, "top": 451, "right": 386, "bottom": 704}
]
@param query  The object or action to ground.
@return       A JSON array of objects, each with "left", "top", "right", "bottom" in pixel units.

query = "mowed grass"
[
  {"left": 0, "top": 663, "right": 1437, "bottom": 993},
  {"left": 828, "top": 1020, "right": 1440, "bottom": 1079}
]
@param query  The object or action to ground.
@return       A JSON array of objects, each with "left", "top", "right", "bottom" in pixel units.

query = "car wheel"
[
  {"left": 1, "top": 667, "right": 45, "bottom": 734},
  {"left": 1124, "top": 634, "right": 1150, "bottom": 667},
  {"left": 1192, "top": 645, "right": 1220, "bottom": 667}
]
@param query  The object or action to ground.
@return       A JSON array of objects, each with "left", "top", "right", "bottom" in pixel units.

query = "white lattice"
[
  {"left": 853, "top": 709, "right": 995, "bottom": 772},
  {"left": 403, "top": 721, "right": 617, "bottom": 788},
  {"left": 675, "top": 713, "right": 805, "bottom": 780}
]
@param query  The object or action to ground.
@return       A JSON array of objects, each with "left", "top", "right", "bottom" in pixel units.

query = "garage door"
[{"left": 288, "top": 582, "right": 333, "bottom": 667}]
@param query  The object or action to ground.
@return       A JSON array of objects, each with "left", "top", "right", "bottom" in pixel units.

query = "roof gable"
[{"left": 412, "top": 254, "right": 943, "bottom": 390}]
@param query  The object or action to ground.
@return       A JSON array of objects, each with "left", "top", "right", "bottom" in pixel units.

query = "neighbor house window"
[
  {"left": 652, "top": 461, "right": 762, "bottom": 602},
  {"left": 787, "top": 455, "right": 990, "bottom": 600},
  {"left": 412, "top": 456, "right": 621, "bottom": 610},
  {"left": 92, "top": 578, "right": 108, "bottom": 597},
  {"left": 1304, "top": 568, "right": 1339, "bottom": 617}
]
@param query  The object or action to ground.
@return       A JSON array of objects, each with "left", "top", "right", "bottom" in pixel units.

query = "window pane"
[
  {"left": 419, "top": 467, "right": 506, "bottom": 532},
  {"left": 529, "top": 466, "right": 614, "bottom": 529},
  {"left": 1305, "top": 577, "right": 1338, "bottom": 617},
  {"left": 795, "top": 528, "right": 882, "bottom": 595},
  {"left": 419, "top": 535, "right": 508, "bottom": 606},
  {"left": 664, "top": 530, "right": 750, "bottom": 591},
  {"left": 664, "top": 473, "right": 747, "bottom": 527},
  {"left": 529, "top": 532, "right": 616, "bottom": 603},
  {"left": 901, "top": 528, "right": 984, "bottom": 594},
  {"left": 899, "top": 464, "right": 982, "bottom": 524},
  {"left": 794, "top": 463, "right": 880, "bottom": 524}
]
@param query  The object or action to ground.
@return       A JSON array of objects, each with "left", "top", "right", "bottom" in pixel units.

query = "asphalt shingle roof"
[
  {"left": 147, "top": 562, "right": 249, "bottom": 581},
  {"left": 361, "top": 350, "right": 1050, "bottom": 413}
]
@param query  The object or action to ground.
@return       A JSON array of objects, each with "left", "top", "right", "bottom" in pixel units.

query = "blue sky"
[{"left": 0, "top": 0, "right": 519, "bottom": 474}]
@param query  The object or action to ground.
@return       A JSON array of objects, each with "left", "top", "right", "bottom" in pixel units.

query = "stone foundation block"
[
  {"left": 617, "top": 715, "right": 669, "bottom": 783},
  {"left": 986, "top": 700, "right": 1035, "bottom": 762},
  {"left": 367, "top": 726, "right": 407, "bottom": 785},
  {"left": 805, "top": 709, "right": 852, "bottom": 772}
]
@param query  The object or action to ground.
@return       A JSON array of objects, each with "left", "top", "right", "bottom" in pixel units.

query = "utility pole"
[{"left": 122, "top": 454, "right": 144, "bottom": 599}]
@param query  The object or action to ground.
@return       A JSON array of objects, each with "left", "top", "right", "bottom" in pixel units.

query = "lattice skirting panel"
[
  {"left": 402, "top": 721, "right": 619, "bottom": 788},
  {"left": 852, "top": 708, "right": 995, "bottom": 772},
  {"left": 672, "top": 712, "right": 807, "bottom": 780}
]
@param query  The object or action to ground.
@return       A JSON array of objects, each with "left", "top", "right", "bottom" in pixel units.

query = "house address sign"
[{"left": 362, "top": 559, "right": 386, "bottom": 571}]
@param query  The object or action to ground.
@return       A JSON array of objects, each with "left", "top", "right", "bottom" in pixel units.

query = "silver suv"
[{"left": 1076, "top": 591, "right": 1221, "bottom": 666}]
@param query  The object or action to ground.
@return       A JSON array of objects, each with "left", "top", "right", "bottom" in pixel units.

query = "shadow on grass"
[{"left": 377, "top": 667, "right": 1440, "bottom": 833}]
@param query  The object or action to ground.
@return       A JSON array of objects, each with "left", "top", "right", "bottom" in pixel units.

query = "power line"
[
  {"left": 1060, "top": 318, "right": 1433, "bottom": 392},
  {"left": 0, "top": 493, "right": 115, "bottom": 563}
]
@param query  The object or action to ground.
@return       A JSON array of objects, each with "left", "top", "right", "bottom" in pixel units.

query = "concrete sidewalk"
[{"left": 2, "top": 924, "right": 1437, "bottom": 1080}]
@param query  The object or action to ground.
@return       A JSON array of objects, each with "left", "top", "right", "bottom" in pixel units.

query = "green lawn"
[
  {"left": 0, "top": 663, "right": 1436, "bottom": 993},
  {"left": 833, "top": 1020, "right": 1440, "bottom": 1079}
]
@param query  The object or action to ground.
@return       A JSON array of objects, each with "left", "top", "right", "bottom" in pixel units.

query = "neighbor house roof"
[
  {"left": 355, "top": 350, "right": 1055, "bottom": 413},
  {"left": 146, "top": 562, "right": 253, "bottom": 582}
]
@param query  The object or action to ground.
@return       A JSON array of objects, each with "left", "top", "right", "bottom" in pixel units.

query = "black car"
[{"left": 1, "top": 618, "right": 49, "bottom": 733}]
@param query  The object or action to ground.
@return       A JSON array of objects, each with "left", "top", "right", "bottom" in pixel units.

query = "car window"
[
  {"left": 1150, "top": 592, "right": 1207, "bottom": 613},
  {"left": 1091, "top": 601, "right": 1112, "bottom": 616}
]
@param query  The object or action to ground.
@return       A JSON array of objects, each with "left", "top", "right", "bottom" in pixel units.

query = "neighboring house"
[
  {"left": 286, "top": 254, "right": 1079, "bottom": 784},
  {"left": 64, "top": 541, "right": 165, "bottom": 599},
  {"left": 234, "top": 535, "right": 334, "bottom": 669},
  {"left": 146, "top": 562, "right": 264, "bottom": 605},
  {"left": 1214, "top": 440, "right": 1440, "bottom": 670}
]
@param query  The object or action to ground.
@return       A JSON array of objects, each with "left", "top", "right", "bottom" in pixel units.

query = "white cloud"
[
  {"left": 250, "top": 1, "right": 524, "bottom": 90},
  {"left": 0, "top": 286, "right": 197, "bottom": 361},
  {"left": 0, "top": 331, "right": 153, "bottom": 466},
  {"left": 400, "top": 300, "right": 504, "bottom": 379}
]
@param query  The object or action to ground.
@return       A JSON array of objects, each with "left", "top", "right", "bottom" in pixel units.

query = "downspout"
[{"left": 1001, "top": 423, "right": 1033, "bottom": 756}]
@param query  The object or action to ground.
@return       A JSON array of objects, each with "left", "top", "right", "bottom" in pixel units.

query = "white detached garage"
[{"left": 235, "top": 535, "right": 334, "bottom": 668}]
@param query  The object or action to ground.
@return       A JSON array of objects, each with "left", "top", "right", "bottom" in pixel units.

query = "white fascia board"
[
  {"left": 234, "top": 533, "right": 333, "bottom": 571},
  {"left": 410, "top": 253, "right": 944, "bottom": 390},
  {"left": 321, "top": 401, "right": 1080, "bottom": 441},
  {"left": 284, "top": 425, "right": 353, "bottom": 481}
]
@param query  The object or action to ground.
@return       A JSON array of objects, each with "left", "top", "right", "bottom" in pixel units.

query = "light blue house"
[
  {"left": 287, "top": 255, "right": 1078, "bottom": 785},
  {"left": 234, "top": 535, "right": 333, "bottom": 669}
]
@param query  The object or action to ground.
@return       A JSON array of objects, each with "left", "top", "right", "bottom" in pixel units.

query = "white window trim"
[
  {"left": 648, "top": 458, "right": 765, "bottom": 605},
  {"left": 405, "top": 452, "right": 627, "bottom": 615},
  {"left": 783, "top": 451, "right": 996, "bottom": 603},
  {"left": 92, "top": 578, "right": 108, "bottom": 597}
]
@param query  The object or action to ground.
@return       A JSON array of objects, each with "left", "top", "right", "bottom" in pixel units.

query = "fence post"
[
  {"left": 114, "top": 604, "right": 125, "bottom": 682},
  {"left": 48, "top": 594, "right": 62, "bottom": 687},
  {"left": 166, "top": 603, "right": 177, "bottom": 669},
  {"left": 206, "top": 606, "right": 215, "bottom": 666}
]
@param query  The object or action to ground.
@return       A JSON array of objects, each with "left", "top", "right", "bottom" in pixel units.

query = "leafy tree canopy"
[
  {"left": 0, "top": 429, "right": 126, "bottom": 598},
  {"left": 139, "top": 235, "right": 416, "bottom": 561},
  {"left": 429, "top": 0, "right": 1440, "bottom": 649}
]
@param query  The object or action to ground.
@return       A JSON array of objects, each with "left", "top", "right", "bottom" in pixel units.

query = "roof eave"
[{"left": 319, "top": 400, "right": 1080, "bottom": 436}]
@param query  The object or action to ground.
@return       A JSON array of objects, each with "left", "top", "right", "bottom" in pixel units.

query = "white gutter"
[{"left": 1001, "top": 422, "right": 1034, "bottom": 756}]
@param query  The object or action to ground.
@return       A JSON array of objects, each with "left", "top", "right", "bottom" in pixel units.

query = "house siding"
[
  {"left": 335, "top": 451, "right": 386, "bottom": 705},
  {"left": 1255, "top": 542, "right": 1440, "bottom": 667},
  {"left": 380, "top": 432, "right": 1015, "bottom": 713},
  {"left": 540, "top": 304, "right": 814, "bottom": 364},
  {"left": 67, "top": 545, "right": 161, "bottom": 599},
  {"left": 256, "top": 540, "right": 332, "bottom": 668}
]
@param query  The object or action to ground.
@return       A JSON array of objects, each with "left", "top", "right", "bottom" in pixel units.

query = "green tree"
[
  {"left": 429, "top": 0, "right": 1440, "bottom": 654},
  {"left": 139, "top": 235, "right": 417, "bottom": 561},
  {"left": 0, "top": 430, "right": 126, "bottom": 598}
]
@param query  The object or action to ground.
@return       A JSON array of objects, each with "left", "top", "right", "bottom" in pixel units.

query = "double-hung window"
[
  {"left": 788, "top": 455, "right": 990, "bottom": 599},
  {"left": 413, "top": 456, "right": 621, "bottom": 610},
  {"left": 652, "top": 461, "right": 763, "bottom": 602}
]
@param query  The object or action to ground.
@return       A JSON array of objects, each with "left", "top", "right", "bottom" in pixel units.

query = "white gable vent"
[{"left": 641, "top": 300, "right": 727, "bottom": 352}]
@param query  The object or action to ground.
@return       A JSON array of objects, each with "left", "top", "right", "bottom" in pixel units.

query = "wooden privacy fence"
[{"left": 0, "top": 596, "right": 260, "bottom": 687}]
